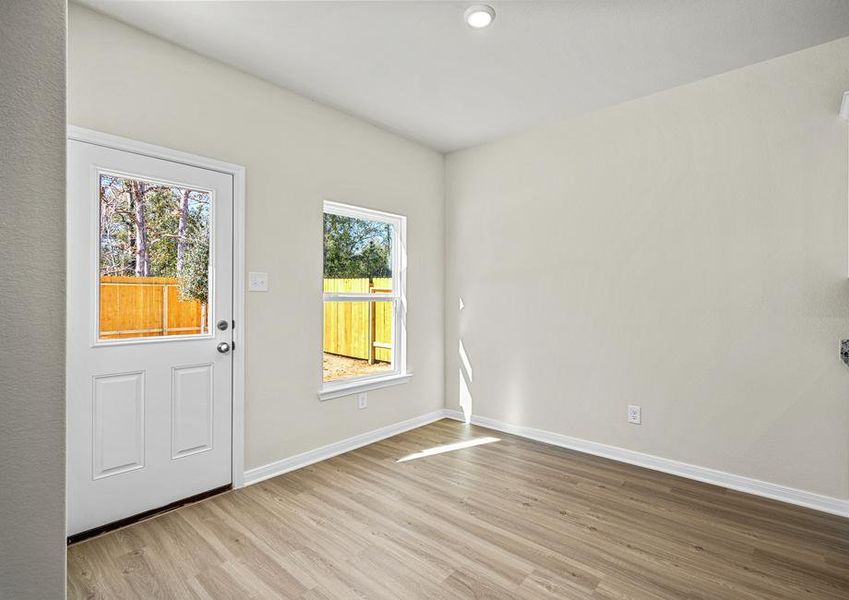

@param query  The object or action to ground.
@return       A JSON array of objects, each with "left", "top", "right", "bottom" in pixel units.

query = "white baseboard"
[
  {"left": 442, "top": 409, "right": 849, "bottom": 518},
  {"left": 243, "top": 410, "right": 452, "bottom": 486},
  {"left": 244, "top": 408, "right": 848, "bottom": 518}
]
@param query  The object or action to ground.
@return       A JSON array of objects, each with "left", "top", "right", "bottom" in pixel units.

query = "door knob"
[{"left": 217, "top": 342, "right": 231, "bottom": 354}]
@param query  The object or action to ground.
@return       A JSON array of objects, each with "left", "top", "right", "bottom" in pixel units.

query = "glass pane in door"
[{"left": 98, "top": 173, "right": 211, "bottom": 340}]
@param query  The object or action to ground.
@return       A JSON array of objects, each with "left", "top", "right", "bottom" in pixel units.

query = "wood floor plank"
[{"left": 68, "top": 419, "right": 849, "bottom": 599}]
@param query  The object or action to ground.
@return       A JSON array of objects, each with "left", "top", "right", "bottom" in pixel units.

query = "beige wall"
[
  {"left": 68, "top": 4, "right": 444, "bottom": 471},
  {"left": 69, "top": 2, "right": 849, "bottom": 504},
  {"left": 0, "top": 1, "right": 67, "bottom": 597},
  {"left": 446, "top": 37, "right": 849, "bottom": 500}
]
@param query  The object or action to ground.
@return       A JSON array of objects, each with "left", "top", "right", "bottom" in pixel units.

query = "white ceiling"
[{"left": 78, "top": 1, "right": 849, "bottom": 152}]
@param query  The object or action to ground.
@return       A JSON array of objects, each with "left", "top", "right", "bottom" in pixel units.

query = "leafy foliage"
[
  {"left": 146, "top": 188, "right": 180, "bottom": 276},
  {"left": 323, "top": 213, "right": 392, "bottom": 279},
  {"left": 99, "top": 174, "right": 210, "bottom": 303},
  {"left": 178, "top": 229, "right": 209, "bottom": 303}
]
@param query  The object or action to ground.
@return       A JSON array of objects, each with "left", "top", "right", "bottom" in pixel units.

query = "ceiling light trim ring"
[{"left": 464, "top": 5, "right": 496, "bottom": 29}]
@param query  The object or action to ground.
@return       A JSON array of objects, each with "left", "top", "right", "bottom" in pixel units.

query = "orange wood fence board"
[
  {"left": 99, "top": 276, "right": 205, "bottom": 339},
  {"left": 100, "top": 276, "right": 389, "bottom": 360},
  {"left": 323, "top": 278, "right": 392, "bottom": 363}
]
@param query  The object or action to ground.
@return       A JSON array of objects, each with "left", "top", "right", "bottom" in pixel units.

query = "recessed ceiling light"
[{"left": 464, "top": 5, "right": 495, "bottom": 29}]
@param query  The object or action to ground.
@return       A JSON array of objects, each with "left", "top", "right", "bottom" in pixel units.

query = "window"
[
  {"left": 320, "top": 201, "right": 408, "bottom": 399},
  {"left": 98, "top": 172, "right": 212, "bottom": 341}
]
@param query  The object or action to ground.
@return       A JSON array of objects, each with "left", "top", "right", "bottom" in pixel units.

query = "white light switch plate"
[{"left": 248, "top": 272, "right": 269, "bottom": 292}]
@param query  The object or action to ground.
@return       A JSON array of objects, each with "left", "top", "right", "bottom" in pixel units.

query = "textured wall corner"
[{"left": 0, "top": 1, "right": 67, "bottom": 598}]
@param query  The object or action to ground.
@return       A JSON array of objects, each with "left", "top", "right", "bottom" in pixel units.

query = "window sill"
[{"left": 318, "top": 373, "right": 412, "bottom": 401}]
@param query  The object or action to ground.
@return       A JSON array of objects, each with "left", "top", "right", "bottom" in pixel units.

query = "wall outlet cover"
[
  {"left": 248, "top": 271, "right": 269, "bottom": 292},
  {"left": 357, "top": 393, "right": 367, "bottom": 409},
  {"left": 627, "top": 405, "right": 641, "bottom": 425}
]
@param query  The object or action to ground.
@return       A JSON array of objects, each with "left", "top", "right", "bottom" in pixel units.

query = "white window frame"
[{"left": 319, "top": 201, "right": 410, "bottom": 400}]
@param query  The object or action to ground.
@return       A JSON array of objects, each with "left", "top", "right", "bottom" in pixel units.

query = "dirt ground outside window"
[{"left": 323, "top": 352, "right": 392, "bottom": 382}]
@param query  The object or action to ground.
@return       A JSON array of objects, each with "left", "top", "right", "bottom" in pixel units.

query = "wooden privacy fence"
[
  {"left": 323, "top": 278, "right": 392, "bottom": 363},
  {"left": 99, "top": 276, "right": 206, "bottom": 339},
  {"left": 100, "top": 276, "right": 388, "bottom": 360}
]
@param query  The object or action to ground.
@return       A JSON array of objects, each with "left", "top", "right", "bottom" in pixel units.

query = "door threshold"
[{"left": 67, "top": 484, "right": 232, "bottom": 546}]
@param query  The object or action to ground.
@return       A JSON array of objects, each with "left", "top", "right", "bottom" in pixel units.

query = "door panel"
[
  {"left": 171, "top": 363, "right": 215, "bottom": 459},
  {"left": 67, "top": 140, "right": 233, "bottom": 536},
  {"left": 92, "top": 372, "right": 145, "bottom": 479}
]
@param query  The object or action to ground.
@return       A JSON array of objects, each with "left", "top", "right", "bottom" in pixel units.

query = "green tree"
[
  {"left": 146, "top": 188, "right": 180, "bottom": 277},
  {"left": 100, "top": 175, "right": 211, "bottom": 304},
  {"left": 178, "top": 227, "right": 209, "bottom": 304},
  {"left": 323, "top": 213, "right": 391, "bottom": 279}
]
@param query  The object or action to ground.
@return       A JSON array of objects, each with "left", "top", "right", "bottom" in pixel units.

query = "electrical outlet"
[
  {"left": 627, "top": 405, "right": 641, "bottom": 425},
  {"left": 248, "top": 271, "right": 269, "bottom": 292},
  {"left": 357, "top": 393, "right": 367, "bottom": 409}
]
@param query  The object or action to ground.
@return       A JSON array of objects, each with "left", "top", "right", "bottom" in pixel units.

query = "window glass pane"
[
  {"left": 323, "top": 213, "right": 393, "bottom": 293},
  {"left": 323, "top": 300, "right": 393, "bottom": 383},
  {"left": 98, "top": 173, "right": 211, "bottom": 340}
]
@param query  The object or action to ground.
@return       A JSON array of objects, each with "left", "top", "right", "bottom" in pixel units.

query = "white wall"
[
  {"left": 0, "top": 1, "right": 67, "bottom": 597},
  {"left": 446, "top": 37, "right": 849, "bottom": 500},
  {"left": 70, "top": 1, "right": 849, "bottom": 506},
  {"left": 68, "top": 4, "right": 444, "bottom": 471}
]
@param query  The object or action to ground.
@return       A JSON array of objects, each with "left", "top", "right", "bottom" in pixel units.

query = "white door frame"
[{"left": 67, "top": 125, "right": 247, "bottom": 488}]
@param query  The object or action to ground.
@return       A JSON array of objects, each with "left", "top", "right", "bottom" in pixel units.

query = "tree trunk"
[
  {"left": 130, "top": 180, "right": 149, "bottom": 277},
  {"left": 126, "top": 187, "right": 137, "bottom": 275},
  {"left": 176, "top": 189, "right": 190, "bottom": 274}
]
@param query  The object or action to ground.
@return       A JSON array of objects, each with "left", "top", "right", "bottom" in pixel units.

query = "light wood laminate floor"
[{"left": 68, "top": 419, "right": 849, "bottom": 599}]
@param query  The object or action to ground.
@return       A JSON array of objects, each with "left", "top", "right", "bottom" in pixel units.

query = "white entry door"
[{"left": 67, "top": 139, "right": 233, "bottom": 536}]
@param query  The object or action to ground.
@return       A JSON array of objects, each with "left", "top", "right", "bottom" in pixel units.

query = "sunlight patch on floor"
[{"left": 396, "top": 437, "right": 500, "bottom": 463}]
